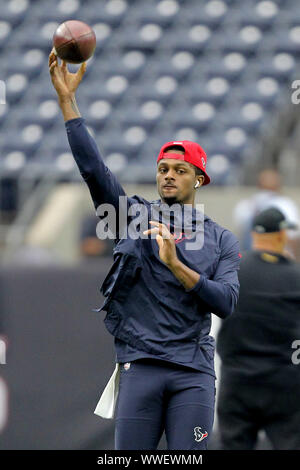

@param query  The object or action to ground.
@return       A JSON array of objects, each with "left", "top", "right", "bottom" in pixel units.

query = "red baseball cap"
[{"left": 157, "top": 140, "right": 211, "bottom": 185}]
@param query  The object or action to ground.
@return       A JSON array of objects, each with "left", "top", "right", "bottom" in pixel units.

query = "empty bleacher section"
[{"left": 0, "top": 0, "right": 300, "bottom": 219}]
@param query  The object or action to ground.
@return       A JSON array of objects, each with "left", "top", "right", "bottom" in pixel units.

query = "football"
[{"left": 52, "top": 20, "right": 96, "bottom": 64}]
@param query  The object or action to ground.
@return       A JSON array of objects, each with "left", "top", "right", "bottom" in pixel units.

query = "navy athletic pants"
[{"left": 114, "top": 358, "right": 216, "bottom": 450}]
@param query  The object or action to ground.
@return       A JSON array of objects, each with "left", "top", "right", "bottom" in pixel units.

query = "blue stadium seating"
[
  {"left": 0, "top": 0, "right": 299, "bottom": 187},
  {"left": 5, "top": 50, "right": 46, "bottom": 80},
  {"left": 1, "top": 0, "right": 30, "bottom": 27},
  {"left": 85, "top": 0, "right": 130, "bottom": 27},
  {"left": 129, "top": 0, "right": 181, "bottom": 28}
]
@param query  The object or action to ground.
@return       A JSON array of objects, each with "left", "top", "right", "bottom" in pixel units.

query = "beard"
[{"left": 161, "top": 195, "right": 181, "bottom": 206}]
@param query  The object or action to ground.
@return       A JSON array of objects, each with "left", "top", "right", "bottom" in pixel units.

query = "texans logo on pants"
[{"left": 194, "top": 427, "right": 208, "bottom": 442}]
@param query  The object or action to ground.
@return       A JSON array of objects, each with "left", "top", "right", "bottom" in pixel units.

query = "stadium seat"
[
  {"left": 0, "top": 0, "right": 298, "bottom": 186},
  {"left": 135, "top": 76, "right": 179, "bottom": 106},
  {"left": 54, "top": 151, "right": 78, "bottom": 175},
  {"left": 20, "top": 21, "right": 60, "bottom": 51},
  {"left": 90, "top": 22, "right": 113, "bottom": 51},
  {"left": 221, "top": 26, "right": 264, "bottom": 57},
  {"left": 17, "top": 101, "right": 61, "bottom": 130},
  {"left": 163, "top": 27, "right": 214, "bottom": 54},
  {"left": 32, "top": 0, "right": 81, "bottom": 23},
  {"left": 82, "top": 74, "right": 130, "bottom": 105},
  {"left": 0, "top": 21, "right": 13, "bottom": 52},
  {"left": 274, "top": 27, "right": 300, "bottom": 56},
  {"left": 5, "top": 73, "right": 28, "bottom": 104},
  {"left": 283, "top": 8, "right": 300, "bottom": 29},
  {"left": 1, "top": 0, "right": 29, "bottom": 28},
  {"left": 206, "top": 53, "right": 247, "bottom": 83},
  {"left": 120, "top": 24, "right": 165, "bottom": 52},
  {"left": 93, "top": 52, "right": 147, "bottom": 81},
  {"left": 39, "top": 127, "right": 71, "bottom": 159},
  {"left": 0, "top": 150, "right": 27, "bottom": 176},
  {"left": 234, "top": 1, "right": 279, "bottom": 30},
  {"left": 130, "top": 0, "right": 181, "bottom": 27},
  {"left": 118, "top": 102, "right": 165, "bottom": 131},
  {"left": 85, "top": 99, "right": 113, "bottom": 130},
  {"left": 85, "top": 0, "right": 129, "bottom": 27},
  {"left": 169, "top": 102, "right": 216, "bottom": 133},
  {"left": 1, "top": 125, "right": 44, "bottom": 158},
  {"left": 204, "top": 126, "right": 250, "bottom": 163},
  {"left": 183, "top": 1, "right": 229, "bottom": 30},
  {"left": 221, "top": 104, "right": 266, "bottom": 136},
  {"left": 146, "top": 51, "right": 196, "bottom": 82},
  {"left": 98, "top": 129, "right": 149, "bottom": 164},
  {"left": 205, "top": 152, "right": 233, "bottom": 185},
  {"left": 0, "top": 104, "right": 9, "bottom": 127},
  {"left": 256, "top": 53, "right": 296, "bottom": 82},
  {"left": 5, "top": 50, "right": 45, "bottom": 80},
  {"left": 184, "top": 77, "right": 231, "bottom": 107},
  {"left": 121, "top": 125, "right": 148, "bottom": 150},
  {"left": 237, "top": 77, "right": 285, "bottom": 109}
]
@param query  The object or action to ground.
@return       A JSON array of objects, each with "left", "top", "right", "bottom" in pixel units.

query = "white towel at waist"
[{"left": 94, "top": 363, "right": 120, "bottom": 419}]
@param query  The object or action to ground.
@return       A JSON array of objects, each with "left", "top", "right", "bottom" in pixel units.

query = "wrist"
[
  {"left": 58, "top": 92, "right": 75, "bottom": 105},
  {"left": 166, "top": 256, "right": 180, "bottom": 271}
]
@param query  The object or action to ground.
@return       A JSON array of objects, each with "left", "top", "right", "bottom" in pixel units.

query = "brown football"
[{"left": 53, "top": 20, "right": 96, "bottom": 64}]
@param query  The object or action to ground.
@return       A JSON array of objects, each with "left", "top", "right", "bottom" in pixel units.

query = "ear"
[{"left": 195, "top": 176, "right": 205, "bottom": 188}]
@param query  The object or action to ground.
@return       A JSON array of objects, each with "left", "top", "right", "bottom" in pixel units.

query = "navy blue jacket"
[{"left": 66, "top": 118, "right": 240, "bottom": 376}]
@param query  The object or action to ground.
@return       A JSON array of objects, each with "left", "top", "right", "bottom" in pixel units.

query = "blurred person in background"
[
  {"left": 217, "top": 207, "right": 300, "bottom": 450},
  {"left": 79, "top": 213, "right": 114, "bottom": 258},
  {"left": 233, "top": 169, "right": 300, "bottom": 259}
]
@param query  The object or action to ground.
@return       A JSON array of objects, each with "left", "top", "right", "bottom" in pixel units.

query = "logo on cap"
[
  {"left": 172, "top": 142, "right": 183, "bottom": 145},
  {"left": 201, "top": 157, "right": 206, "bottom": 167}
]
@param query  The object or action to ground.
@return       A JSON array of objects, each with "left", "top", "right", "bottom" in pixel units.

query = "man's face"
[
  {"left": 156, "top": 149, "right": 202, "bottom": 204},
  {"left": 251, "top": 229, "right": 288, "bottom": 251}
]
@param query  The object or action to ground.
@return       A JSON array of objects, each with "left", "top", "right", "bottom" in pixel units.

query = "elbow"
[
  {"left": 215, "top": 285, "right": 239, "bottom": 319},
  {"left": 215, "top": 305, "right": 232, "bottom": 320},
  {"left": 221, "top": 297, "right": 236, "bottom": 319},
  {"left": 224, "top": 285, "right": 239, "bottom": 318}
]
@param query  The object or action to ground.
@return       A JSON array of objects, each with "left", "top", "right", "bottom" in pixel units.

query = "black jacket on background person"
[{"left": 217, "top": 249, "right": 300, "bottom": 386}]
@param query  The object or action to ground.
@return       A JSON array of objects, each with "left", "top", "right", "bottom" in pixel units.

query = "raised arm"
[{"left": 48, "top": 49, "right": 127, "bottom": 216}]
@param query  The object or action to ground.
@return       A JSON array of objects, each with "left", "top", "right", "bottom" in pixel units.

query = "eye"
[
  {"left": 177, "top": 169, "right": 185, "bottom": 174},
  {"left": 159, "top": 168, "right": 167, "bottom": 173}
]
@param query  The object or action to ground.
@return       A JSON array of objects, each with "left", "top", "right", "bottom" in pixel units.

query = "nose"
[{"left": 164, "top": 169, "right": 176, "bottom": 181}]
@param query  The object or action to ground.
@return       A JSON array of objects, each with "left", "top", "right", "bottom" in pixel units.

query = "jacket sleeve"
[
  {"left": 65, "top": 117, "right": 127, "bottom": 211},
  {"left": 185, "top": 230, "right": 241, "bottom": 319}
]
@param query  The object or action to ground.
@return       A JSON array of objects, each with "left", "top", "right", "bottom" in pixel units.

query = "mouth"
[{"left": 163, "top": 185, "right": 177, "bottom": 190}]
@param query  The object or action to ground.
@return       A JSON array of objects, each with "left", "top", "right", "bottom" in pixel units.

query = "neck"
[{"left": 161, "top": 196, "right": 195, "bottom": 207}]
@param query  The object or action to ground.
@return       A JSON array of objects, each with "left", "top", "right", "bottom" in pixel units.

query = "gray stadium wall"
[{"left": 0, "top": 260, "right": 118, "bottom": 450}]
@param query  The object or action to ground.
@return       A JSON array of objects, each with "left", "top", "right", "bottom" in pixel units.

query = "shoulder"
[
  {"left": 127, "top": 194, "right": 151, "bottom": 206},
  {"left": 203, "top": 217, "right": 241, "bottom": 267},
  {"left": 205, "top": 215, "right": 239, "bottom": 249}
]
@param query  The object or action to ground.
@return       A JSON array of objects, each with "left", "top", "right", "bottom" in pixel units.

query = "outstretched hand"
[{"left": 48, "top": 48, "right": 86, "bottom": 99}]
